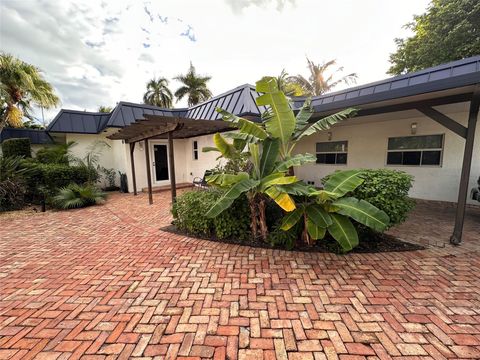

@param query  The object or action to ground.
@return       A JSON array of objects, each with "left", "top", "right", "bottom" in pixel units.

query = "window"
[
  {"left": 193, "top": 140, "right": 199, "bottom": 160},
  {"left": 316, "top": 141, "right": 348, "bottom": 165},
  {"left": 386, "top": 134, "right": 443, "bottom": 166}
]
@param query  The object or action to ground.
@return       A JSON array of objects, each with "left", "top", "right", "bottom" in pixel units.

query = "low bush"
[
  {"left": 52, "top": 183, "right": 107, "bottom": 209},
  {"left": 323, "top": 168, "right": 415, "bottom": 228},
  {"left": 0, "top": 156, "right": 30, "bottom": 211},
  {"left": 172, "top": 189, "right": 250, "bottom": 240},
  {"left": 1, "top": 138, "right": 31, "bottom": 158},
  {"left": 35, "top": 142, "right": 76, "bottom": 164}
]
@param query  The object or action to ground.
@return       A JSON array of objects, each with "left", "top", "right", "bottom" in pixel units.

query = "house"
[{"left": 1, "top": 56, "right": 480, "bottom": 243}]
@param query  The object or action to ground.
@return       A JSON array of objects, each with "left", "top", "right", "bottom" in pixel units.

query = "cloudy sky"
[{"left": 0, "top": 0, "right": 430, "bottom": 123}]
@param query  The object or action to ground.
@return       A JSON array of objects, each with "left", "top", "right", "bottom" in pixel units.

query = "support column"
[
  {"left": 129, "top": 142, "right": 137, "bottom": 195},
  {"left": 168, "top": 131, "right": 177, "bottom": 203},
  {"left": 450, "top": 88, "right": 480, "bottom": 245},
  {"left": 144, "top": 138, "right": 153, "bottom": 205}
]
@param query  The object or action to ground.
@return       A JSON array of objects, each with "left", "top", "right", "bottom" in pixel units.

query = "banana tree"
[
  {"left": 204, "top": 135, "right": 299, "bottom": 240},
  {"left": 280, "top": 170, "right": 390, "bottom": 251}
]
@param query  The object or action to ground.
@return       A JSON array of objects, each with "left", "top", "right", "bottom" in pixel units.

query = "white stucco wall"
[{"left": 294, "top": 104, "right": 480, "bottom": 204}]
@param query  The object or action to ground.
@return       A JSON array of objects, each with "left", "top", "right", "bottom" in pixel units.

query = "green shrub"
[
  {"left": 52, "top": 183, "right": 106, "bottom": 209},
  {"left": 35, "top": 142, "right": 76, "bottom": 164},
  {"left": 172, "top": 189, "right": 250, "bottom": 240},
  {"left": 2, "top": 138, "right": 31, "bottom": 158},
  {"left": 323, "top": 169, "right": 415, "bottom": 228},
  {"left": 0, "top": 156, "right": 30, "bottom": 211}
]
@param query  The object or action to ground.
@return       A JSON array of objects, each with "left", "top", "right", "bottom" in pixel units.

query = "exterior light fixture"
[
  {"left": 328, "top": 132, "right": 332, "bottom": 140},
  {"left": 138, "top": 142, "right": 144, "bottom": 151},
  {"left": 411, "top": 122, "right": 417, "bottom": 135}
]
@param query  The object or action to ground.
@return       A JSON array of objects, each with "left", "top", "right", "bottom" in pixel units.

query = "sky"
[{"left": 0, "top": 0, "right": 431, "bottom": 124}]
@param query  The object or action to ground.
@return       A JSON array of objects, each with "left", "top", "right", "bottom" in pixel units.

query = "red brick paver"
[{"left": 0, "top": 192, "right": 479, "bottom": 359}]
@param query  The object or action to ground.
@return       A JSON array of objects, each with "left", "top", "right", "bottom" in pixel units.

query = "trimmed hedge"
[
  {"left": 2, "top": 138, "right": 31, "bottom": 158},
  {"left": 172, "top": 189, "right": 251, "bottom": 240}
]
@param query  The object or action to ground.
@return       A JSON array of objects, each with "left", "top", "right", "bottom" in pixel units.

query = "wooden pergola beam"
[
  {"left": 168, "top": 131, "right": 176, "bottom": 204},
  {"left": 126, "top": 123, "right": 179, "bottom": 143},
  {"left": 129, "top": 142, "right": 137, "bottom": 195},
  {"left": 144, "top": 138, "right": 153, "bottom": 205},
  {"left": 417, "top": 107, "right": 467, "bottom": 139}
]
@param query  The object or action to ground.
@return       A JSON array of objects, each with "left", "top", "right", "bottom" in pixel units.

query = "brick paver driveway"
[{"left": 1, "top": 192, "right": 479, "bottom": 359}]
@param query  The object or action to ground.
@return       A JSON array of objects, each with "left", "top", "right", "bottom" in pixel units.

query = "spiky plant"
[
  {"left": 174, "top": 62, "right": 212, "bottom": 106},
  {"left": 52, "top": 183, "right": 106, "bottom": 210}
]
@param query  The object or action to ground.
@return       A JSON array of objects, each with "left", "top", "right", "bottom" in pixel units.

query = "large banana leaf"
[
  {"left": 294, "top": 98, "right": 313, "bottom": 133},
  {"left": 249, "top": 143, "right": 260, "bottom": 178},
  {"left": 260, "top": 173, "right": 297, "bottom": 191},
  {"left": 223, "top": 131, "right": 259, "bottom": 146},
  {"left": 327, "top": 213, "right": 358, "bottom": 251},
  {"left": 216, "top": 108, "right": 268, "bottom": 140},
  {"left": 259, "top": 138, "right": 280, "bottom": 177},
  {"left": 295, "top": 108, "right": 357, "bottom": 140},
  {"left": 333, "top": 197, "right": 390, "bottom": 232},
  {"left": 280, "top": 208, "right": 303, "bottom": 231},
  {"left": 323, "top": 169, "right": 364, "bottom": 196},
  {"left": 277, "top": 181, "right": 316, "bottom": 196},
  {"left": 275, "top": 153, "right": 316, "bottom": 172},
  {"left": 306, "top": 219, "right": 326, "bottom": 240},
  {"left": 255, "top": 77, "right": 296, "bottom": 145},
  {"left": 212, "top": 133, "right": 238, "bottom": 159},
  {"left": 202, "top": 146, "right": 220, "bottom": 153},
  {"left": 306, "top": 204, "right": 332, "bottom": 227},
  {"left": 206, "top": 172, "right": 249, "bottom": 187},
  {"left": 206, "top": 178, "right": 260, "bottom": 218},
  {"left": 264, "top": 186, "right": 296, "bottom": 212}
]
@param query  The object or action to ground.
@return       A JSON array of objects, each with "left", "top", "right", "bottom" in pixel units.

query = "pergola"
[{"left": 107, "top": 114, "right": 233, "bottom": 205}]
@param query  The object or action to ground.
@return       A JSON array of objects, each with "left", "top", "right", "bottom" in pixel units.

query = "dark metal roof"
[
  {"left": 292, "top": 55, "right": 480, "bottom": 114},
  {"left": 48, "top": 56, "right": 480, "bottom": 135},
  {"left": 106, "top": 102, "right": 188, "bottom": 128},
  {"left": 47, "top": 109, "right": 111, "bottom": 134},
  {"left": 0, "top": 128, "right": 53, "bottom": 144},
  {"left": 185, "top": 84, "right": 267, "bottom": 120}
]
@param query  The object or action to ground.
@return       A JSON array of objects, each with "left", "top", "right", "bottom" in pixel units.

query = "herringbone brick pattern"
[{"left": 0, "top": 192, "right": 479, "bottom": 359}]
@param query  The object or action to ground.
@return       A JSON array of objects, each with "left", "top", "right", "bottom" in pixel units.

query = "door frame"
[{"left": 149, "top": 140, "right": 170, "bottom": 185}]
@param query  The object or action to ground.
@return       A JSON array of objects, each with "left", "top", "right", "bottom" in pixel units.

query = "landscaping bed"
[{"left": 161, "top": 224, "right": 424, "bottom": 253}]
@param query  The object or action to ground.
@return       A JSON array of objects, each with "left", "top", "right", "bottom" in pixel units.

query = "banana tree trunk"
[
  {"left": 258, "top": 197, "right": 268, "bottom": 241},
  {"left": 302, "top": 212, "right": 311, "bottom": 245},
  {"left": 248, "top": 194, "right": 258, "bottom": 239}
]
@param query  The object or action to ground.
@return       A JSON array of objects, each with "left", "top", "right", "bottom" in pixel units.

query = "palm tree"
[
  {"left": 288, "top": 58, "right": 357, "bottom": 96},
  {"left": 0, "top": 53, "right": 59, "bottom": 131},
  {"left": 174, "top": 62, "right": 212, "bottom": 106},
  {"left": 143, "top": 77, "right": 173, "bottom": 108},
  {"left": 276, "top": 69, "right": 304, "bottom": 97}
]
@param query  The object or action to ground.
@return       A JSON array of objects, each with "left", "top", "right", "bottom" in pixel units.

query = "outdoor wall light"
[
  {"left": 138, "top": 142, "right": 144, "bottom": 151},
  {"left": 328, "top": 131, "right": 332, "bottom": 140},
  {"left": 411, "top": 122, "right": 417, "bottom": 134}
]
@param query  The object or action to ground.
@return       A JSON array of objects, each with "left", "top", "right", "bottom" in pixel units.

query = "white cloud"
[{"left": 0, "top": 0, "right": 430, "bottom": 124}]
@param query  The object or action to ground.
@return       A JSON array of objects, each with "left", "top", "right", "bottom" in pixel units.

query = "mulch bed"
[{"left": 161, "top": 225, "right": 424, "bottom": 253}]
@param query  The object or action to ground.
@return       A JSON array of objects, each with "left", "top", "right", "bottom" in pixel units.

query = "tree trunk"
[
  {"left": 258, "top": 197, "right": 268, "bottom": 241},
  {"left": 302, "top": 213, "right": 311, "bottom": 245}
]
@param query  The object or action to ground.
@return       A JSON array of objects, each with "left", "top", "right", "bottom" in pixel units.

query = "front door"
[{"left": 152, "top": 143, "right": 169, "bottom": 184}]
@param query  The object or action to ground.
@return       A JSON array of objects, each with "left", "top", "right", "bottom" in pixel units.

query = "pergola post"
[
  {"left": 129, "top": 142, "right": 137, "bottom": 195},
  {"left": 450, "top": 88, "right": 480, "bottom": 245},
  {"left": 144, "top": 138, "right": 153, "bottom": 205},
  {"left": 168, "top": 130, "right": 177, "bottom": 203}
]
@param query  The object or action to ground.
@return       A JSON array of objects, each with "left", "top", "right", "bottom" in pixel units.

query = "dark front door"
[{"left": 153, "top": 144, "right": 169, "bottom": 182}]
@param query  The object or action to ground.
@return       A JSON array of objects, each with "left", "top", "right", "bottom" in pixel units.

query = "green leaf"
[
  {"left": 255, "top": 77, "right": 296, "bottom": 144},
  {"left": 223, "top": 131, "right": 260, "bottom": 145},
  {"left": 306, "top": 219, "right": 326, "bottom": 240},
  {"left": 260, "top": 174, "right": 297, "bottom": 191},
  {"left": 249, "top": 143, "right": 260, "bottom": 178},
  {"left": 280, "top": 208, "right": 303, "bottom": 231},
  {"left": 332, "top": 197, "right": 390, "bottom": 232},
  {"left": 217, "top": 108, "right": 268, "bottom": 140},
  {"left": 275, "top": 153, "right": 316, "bottom": 172},
  {"left": 206, "top": 172, "right": 249, "bottom": 187},
  {"left": 213, "top": 133, "right": 237, "bottom": 159},
  {"left": 259, "top": 138, "right": 280, "bottom": 177},
  {"left": 294, "top": 98, "right": 313, "bottom": 133},
  {"left": 264, "top": 186, "right": 296, "bottom": 212},
  {"left": 327, "top": 213, "right": 358, "bottom": 251},
  {"left": 306, "top": 204, "right": 332, "bottom": 227},
  {"left": 296, "top": 108, "right": 357, "bottom": 140},
  {"left": 206, "top": 178, "right": 260, "bottom": 218},
  {"left": 202, "top": 146, "right": 220, "bottom": 153},
  {"left": 277, "top": 181, "right": 316, "bottom": 196},
  {"left": 323, "top": 169, "right": 364, "bottom": 196}
]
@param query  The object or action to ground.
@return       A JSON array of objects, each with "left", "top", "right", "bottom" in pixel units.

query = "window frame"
[
  {"left": 192, "top": 140, "right": 199, "bottom": 161},
  {"left": 315, "top": 140, "right": 348, "bottom": 165},
  {"left": 385, "top": 134, "right": 444, "bottom": 167}
]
